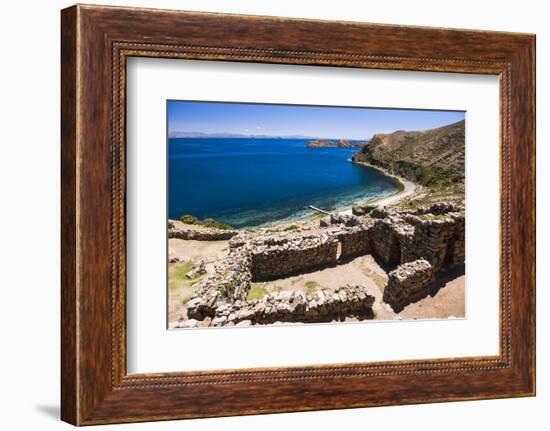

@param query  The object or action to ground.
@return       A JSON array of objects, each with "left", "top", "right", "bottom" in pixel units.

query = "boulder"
[
  {"left": 319, "top": 216, "right": 331, "bottom": 227},
  {"left": 370, "top": 208, "right": 389, "bottom": 219},
  {"left": 352, "top": 203, "right": 377, "bottom": 216},
  {"left": 181, "top": 319, "right": 199, "bottom": 328},
  {"left": 235, "top": 319, "right": 252, "bottom": 327},
  {"left": 186, "top": 261, "right": 206, "bottom": 279}
]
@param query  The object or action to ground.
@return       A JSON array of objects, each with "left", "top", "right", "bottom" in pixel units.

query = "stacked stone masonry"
[
  {"left": 383, "top": 259, "right": 435, "bottom": 312},
  {"left": 190, "top": 284, "right": 376, "bottom": 327},
  {"left": 183, "top": 202, "right": 464, "bottom": 327},
  {"left": 168, "top": 219, "right": 238, "bottom": 241},
  {"left": 248, "top": 234, "right": 340, "bottom": 281}
]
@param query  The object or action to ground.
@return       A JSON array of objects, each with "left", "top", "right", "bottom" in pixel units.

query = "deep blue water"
[{"left": 168, "top": 138, "right": 398, "bottom": 228}]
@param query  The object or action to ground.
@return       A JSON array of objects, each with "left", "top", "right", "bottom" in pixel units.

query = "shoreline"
[
  {"left": 252, "top": 161, "right": 418, "bottom": 229},
  {"left": 174, "top": 161, "right": 419, "bottom": 231},
  {"left": 347, "top": 161, "right": 417, "bottom": 208}
]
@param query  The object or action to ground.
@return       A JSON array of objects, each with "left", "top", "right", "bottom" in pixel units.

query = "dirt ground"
[
  {"left": 168, "top": 238, "right": 465, "bottom": 325},
  {"left": 257, "top": 254, "right": 465, "bottom": 321},
  {"left": 169, "top": 238, "right": 230, "bottom": 263},
  {"left": 168, "top": 239, "right": 230, "bottom": 324}
]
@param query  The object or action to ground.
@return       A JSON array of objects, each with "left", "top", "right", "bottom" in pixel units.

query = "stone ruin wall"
[
  {"left": 168, "top": 220, "right": 238, "bottom": 241},
  {"left": 382, "top": 259, "right": 435, "bottom": 312},
  {"left": 369, "top": 205, "right": 465, "bottom": 309},
  {"left": 183, "top": 203, "right": 465, "bottom": 327},
  {"left": 400, "top": 214, "right": 465, "bottom": 272},
  {"left": 336, "top": 227, "right": 373, "bottom": 259},
  {"left": 196, "top": 284, "right": 376, "bottom": 328},
  {"left": 249, "top": 236, "right": 340, "bottom": 281},
  {"left": 369, "top": 223, "right": 406, "bottom": 266}
]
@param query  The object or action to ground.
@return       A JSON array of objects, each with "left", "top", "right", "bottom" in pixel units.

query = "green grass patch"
[
  {"left": 169, "top": 261, "right": 193, "bottom": 286},
  {"left": 179, "top": 214, "right": 233, "bottom": 230},
  {"left": 168, "top": 261, "right": 204, "bottom": 291},
  {"left": 247, "top": 283, "right": 268, "bottom": 301},
  {"left": 265, "top": 224, "right": 299, "bottom": 233},
  {"left": 305, "top": 280, "right": 319, "bottom": 290},
  {"left": 201, "top": 218, "right": 233, "bottom": 230},
  {"left": 283, "top": 224, "right": 299, "bottom": 231}
]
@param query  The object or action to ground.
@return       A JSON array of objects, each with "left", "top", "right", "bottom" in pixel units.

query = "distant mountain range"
[{"left": 168, "top": 131, "right": 318, "bottom": 139}]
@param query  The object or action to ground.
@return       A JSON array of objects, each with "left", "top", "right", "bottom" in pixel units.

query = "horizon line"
[{"left": 168, "top": 119, "right": 464, "bottom": 140}]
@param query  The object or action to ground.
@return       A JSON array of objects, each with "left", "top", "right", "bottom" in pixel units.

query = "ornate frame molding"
[{"left": 61, "top": 5, "right": 535, "bottom": 425}]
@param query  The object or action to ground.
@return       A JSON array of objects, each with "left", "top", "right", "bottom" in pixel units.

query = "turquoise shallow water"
[{"left": 168, "top": 138, "right": 399, "bottom": 228}]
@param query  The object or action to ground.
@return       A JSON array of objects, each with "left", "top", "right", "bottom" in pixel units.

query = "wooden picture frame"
[{"left": 61, "top": 4, "right": 535, "bottom": 425}]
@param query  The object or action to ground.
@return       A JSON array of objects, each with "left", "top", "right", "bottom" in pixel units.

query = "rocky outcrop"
[
  {"left": 320, "top": 213, "right": 362, "bottom": 228},
  {"left": 168, "top": 219, "right": 238, "bottom": 241},
  {"left": 352, "top": 203, "right": 377, "bottom": 216}
]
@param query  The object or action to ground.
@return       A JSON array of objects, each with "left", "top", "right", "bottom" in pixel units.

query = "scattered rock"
[
  {"left": 319, "top": 216, "right": 331, "bottom": 227},
  {"left": 370, "top": 208, "right": 389, "bottom": 219},
  {"left": 181, "top": 318, "right": 199, "bottom": 328},
  {"left": 352, "top": 204, "right": 377, "bottom": 216},
  {"left": 186, "top": 261, "right": 206, "bottom": 279},
  {"left": 329, "top": 213, "right": 360, "bottom": 226},
  {"left": 211, "top": 316, "right": 227, "bottom": 327},
  {"left": 235, "top": 320, "right": 252, "bottom": 327}
]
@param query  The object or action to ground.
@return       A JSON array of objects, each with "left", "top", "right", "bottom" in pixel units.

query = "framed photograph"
[
  {"left": 165, "top": 100, "right": 466, "bottom": 330},
  {"left": 61, "top": 4, "right": 535, "bottom": 425}
]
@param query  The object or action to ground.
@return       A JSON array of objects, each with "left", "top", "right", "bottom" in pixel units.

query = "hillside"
[{"left": 351, "top": 120, "right": 465, "bottom": 189}]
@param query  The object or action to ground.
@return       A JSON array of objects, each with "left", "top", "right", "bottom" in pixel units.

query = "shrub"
[
  {"left": 283, "top": 224, "right": 299, "bottom": 231},
  {"left": 180, "top": 214, "right": 200, "bottom": 225},
  {"left": 178, "top": 214, "right": 233, "bottom": 230},
  {"left": 202, "top": 219, "right": 233, "bottom": 230}
]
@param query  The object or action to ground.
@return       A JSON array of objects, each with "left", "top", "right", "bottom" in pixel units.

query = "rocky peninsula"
[{"left": 306, "top": 139, "right": 365, "bottom": 148}]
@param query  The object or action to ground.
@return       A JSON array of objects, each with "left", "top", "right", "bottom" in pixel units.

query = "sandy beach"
[
  {"left": 334, "top": 163, "right": 416, "bottom": 216},
  {"left": 354, "top": 161, "right": 416, "bottom": 205},
  {"left": 368, "top": 176, "right": 416, "bottom": 207}
]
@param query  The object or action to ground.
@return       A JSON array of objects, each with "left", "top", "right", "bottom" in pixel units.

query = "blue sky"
[{"left": 168, "top": 100, "right": 465, "bottom": 140}]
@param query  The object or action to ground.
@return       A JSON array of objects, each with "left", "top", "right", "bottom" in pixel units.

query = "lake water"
[{"left": 168, "top": 138, "right": 398, "bottom": 228}]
